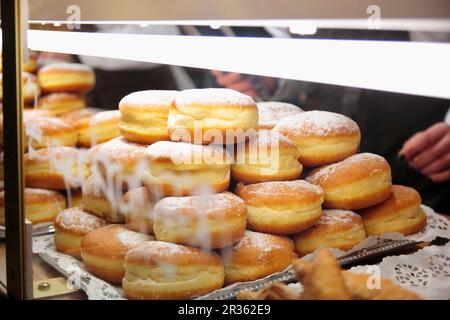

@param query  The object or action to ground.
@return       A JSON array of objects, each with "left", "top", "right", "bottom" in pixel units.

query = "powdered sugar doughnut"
[
  {"left": 292, "top": 209, "right": 366, "bottom": 256},
  {"left": 80, "top": 224, "right": 154, "bottom": 283},
  {"left": 306, "top": 153, "right": 392, "bottom": 210},
  {"left": 153, "top": 192, "right": 247, "bottom": 249},
  {"left": 119, "top": 90, "right": 178, "bottom": 144},
  {"left": 123, "top": 241, "right": 224, "bottom": 299},
  {"left": 168, "top": 88, "right": 258, "bottom": 144},
  {"left": 75, "top": 110, "right": 121, "bottom": 147},
  {"left": 38, "top": 63, "right": 95, "bottom": 93},
  {"left": 275, "top": 110, "right": 360, "bottom": 166},
  {"left": 38, "top": 93, "right": 86, "bottom": 115},
  {"left": 55, "top": 207, "right": 108, "bottom": 258},
  {"left": 25, "top": 116, "right": 78, "bottom": 149},
  {"left": 221, "top": 230, "right": 294, "bottom": 285}
]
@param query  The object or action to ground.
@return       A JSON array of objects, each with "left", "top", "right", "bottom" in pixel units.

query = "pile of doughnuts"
[{"left": 45, "top": 87, "right": 427, "bottom": 300}]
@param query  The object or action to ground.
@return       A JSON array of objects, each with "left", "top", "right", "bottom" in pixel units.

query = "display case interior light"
[
  {"left": 28, "top": 19, "right": 450, "bottom": 32},
  {"left": 25, "top": 30, "right": 450, "bottom": 99}
]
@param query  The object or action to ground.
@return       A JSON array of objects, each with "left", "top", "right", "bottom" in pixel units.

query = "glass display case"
[{"left": 1, "top": 0, "right": 449, "bottom": 300}]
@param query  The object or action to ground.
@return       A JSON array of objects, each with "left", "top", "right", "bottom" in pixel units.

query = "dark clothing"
[{"left": 85, "top": 65, "right": 177, "bottom": 109}]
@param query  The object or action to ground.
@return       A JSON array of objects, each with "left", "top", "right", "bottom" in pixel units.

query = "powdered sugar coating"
[
  {"left": 25, "top": 116, "right": 75, "bottom": 133},
  {"left": 238, "top": 180, "right": 323, "bottom": 198},
  {"left": 89, "top": 110, "right": 120, "bottom": 125},
  {"left": 56, "top": 208, "right": 108, "bottom": 234},
  {"left": 119, "top": 90, "right": 177, "bottom": 109},
  {"left": 25, "top": 187, "right": 62, "bottom": 197},
  {"left": 318, "top": 209, "right": 361, "bottom": 226},
  {"left": 306, "top": 153, "right": 388, "bottom": 185},
  {"left": 233, "top": 230, "right": 286, "bottom": 253},
  {"left": 146, "top": 141, "right": 231, "bottom": 164},
  {"left": 275, "top": 110, "right": 360, "bottom": 137},
  {"left": 39, "top": 62, "right": 93, "bottom": 73},
  {"left": 176, "top": 88, "right": 256, "bottom": 108},
  {"left": 128, "top": 241, "right": 188, "bottom": 258},
  {"left": 257, "top": 101, "right": 303, "bottom": 128},
  {"left": 154, "top": 192, "right": 245, "bottom": 218},
  {"left": 95, "top": 137, "right": 147, "bottom": 163},
  {"left": 39, "top": 92, "right": 82, "bottom": 103},
  {"left": 116, "top": 228, "right": 153, "bottom": 246}
]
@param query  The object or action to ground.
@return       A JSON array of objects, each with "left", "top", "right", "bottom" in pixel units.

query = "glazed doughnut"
[
  {"left": 293, "top": 209, "right": 367, "bottom": 256},
  {"left": 38, "top": 93, "right": 86, "bottom": 115},
  {"left": 123, "top": 187, "right": 157, "bottom": 235},
  {"left": 306, "top": 153, "right": 392, "bottom": 210},
  {"left": 0, "top": 72, "right": 41, "bottom": 104},
  {"left": 256, "top": 101, "right": 303, "bottom": 130},
  {"left": 153, "top": 192, "right": 247, "bottom": 249},
  {"left": 58, "top": 107, "right": 100, "bottom": 124},
  {"left": 0, "top": 188, "right": 66, "bottom": 225},
  {"left": 231, "top": 130, "right": 302, "bottom": 183},
  {"left": 24, "top": 147, "right": 90, "bottom": 190},
  {"left": 119, "top": 90, "right": 177, "bottom": 144},
  {"left": 80, "top": 224, "right": 153, "bottom": 283},
  {"left": 75, "top": 110, "right": 121, "bottom": 147},
  {"left": 91, "top": 137, "right": 149, "bottom": 185},
  {"left": 25, "top": 116, "right": 78, "bottom": 149},
  {"left": 55, "top": 207, "right": 108, "bottom": 258},
  {"left": 221, "top": 230, "right": 294, "bottom": 285},
  {"left": 168, "top": 88, "right": 258, "bottom": 144},
  {"left": 38, "top": 63, "right": 95, "bottom": 93},
  {"left": 123, "top": 241, "right": 224, "bottom": 299},
  {"left": 143, "top": 141, "right": 231, "bottom": 196},
  {"left": 235, "top": 180, "right": 324, "bottom": 234},
  {"left": 82, "top": 174, "right": 124, "bottom": 223},
  {"left": 275, "top": 110, "right": 361, "bottom": 166},
  {"left": 359, "top": 185, "right": 427, "bottom": 236}
]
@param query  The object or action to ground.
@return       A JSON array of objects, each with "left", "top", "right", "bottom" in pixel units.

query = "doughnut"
[
  {"left": 75, "top": 110, "right": 121, "bottom": 147},
  {"left": 55, "top": 207, "right": 108, "bottom": 258},
  {"left": 235, "top": 180, "right": 324, "bottom": 234},
  {"left": 123, "top": 241, "right": 224, "bottom": 299},
  {"left": 58, "top": 107, "right": 100, "bottom": 124},
  {"left": 359, "top": 185, "right": 427, "bottom": 236},
  {"left": 0, "top": 72, "right": 41, "bottom": 104},
  {"left": 231, "top": 130, "right": 302, "bottom": 183},
  {"left": 82, "top": 174, "right": 124, "bottom": 223},
  {"left": 168, "top": 88, "right": 258, "bottom": 144},
  {"left": 221, "top": 230, "right": 294, "bottom": 285},
  {"left": 24, "top": 146, "right": 90, "bottom": 190},
  {"left": 123, "top": 187, "right": 157, "bottom": 235},
  {"left": 80, "top": 224, "right": 153, "bottom": 283},
  {"left": 0, "top": 188, "right": 66, "bottom": 225},
  {"left": 256, "top": 101, "right": 303, "bottom": 130},
  {"left": 38, "top": 93, "right": 86, "bottom": 115},
  {"left": 153, "top": 192, "right": 247, "bottom": 249},
  {"left": 275, "top": 110, "right": 361, "bottom": 166},
  {"left": 91, "top": 137, "right": 149, "bottom": 186},
  {"left": 119, "top": 90, "right": 178, "bottom": 144},
  {"left": 38, "top": 63, "right": 95, "bottom": 93},
  {"left": 143, "top": 141, "right": 231, "bottom": 196},
  {"left": 306, "top": 153, "right": 392, "bottom": 210},
  {"left": 25, "top": 116, "right": 78, "bottom": 149},
  {"left": 293, "top": 209, "right": 367, "bottom": 256}
]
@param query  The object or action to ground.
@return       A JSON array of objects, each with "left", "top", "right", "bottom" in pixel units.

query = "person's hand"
[
  {"left": 399, "top": 122, "right": 450, "bottom": 183},
  {"left": 211, "top": 70, "right": 259, "bottom": 98}
]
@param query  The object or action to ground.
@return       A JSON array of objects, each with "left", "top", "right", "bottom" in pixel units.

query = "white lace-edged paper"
[
  {"left": 33, "top": 205, "right": 449, "bottom": 300},
  {"left": 350, "top": 242, "right": 450, "bottom": 300}
]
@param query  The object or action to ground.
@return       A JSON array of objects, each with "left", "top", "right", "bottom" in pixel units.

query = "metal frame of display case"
[{"left": 1, "top": 0, "right": 450, "bottom": 299}]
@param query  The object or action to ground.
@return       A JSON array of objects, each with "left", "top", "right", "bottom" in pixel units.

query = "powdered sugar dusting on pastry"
[
  {"left": 318, "top": 209, "right": 361, "bottom": 225},
  {"left": 257, "top": 101, "right": 303, "bottom": 128},
  {"left": 119, "top": 90, "right": 178, "bottom": 109},
  {"left": 89, "top": 110, "right": 120, "bottom": 125},
  {"left": 276, "top": 110, "right": 360, "bottom": 137},
  {"left": 234, "top": 230, "right": 285, "bottom": 253},
  {"left": 176, "top": 88, "right": 256, "bottom": 108},
  {"left": 57, "top": 208, "right": 108, "bottom": 234},
  {"left": 39, "top": 62, "right": 94, "bottom": 73},
  {"left": 116, "top": 229, "right": 152, "bottom": 246}
]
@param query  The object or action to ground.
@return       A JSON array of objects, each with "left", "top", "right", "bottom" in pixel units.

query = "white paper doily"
[{"left": 350, "top": 242, "right": 450, "bottom": 300}]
